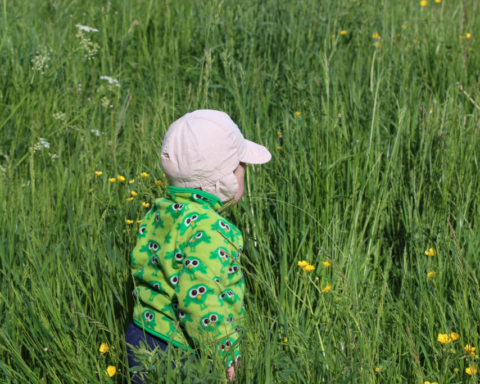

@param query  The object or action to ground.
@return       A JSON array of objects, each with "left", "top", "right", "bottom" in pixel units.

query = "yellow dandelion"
[
  {"left": 438, "top": 334, "right": 452, "bottom": 345},
  {"left": 420, "top": 0, "right": 427, "bottom": 6},
  {"left": 449, "top": 332, "right": 460, "bottom": 341},
  {"left": 141, "top": 172, "right": 149, "bottom": 178},
  {"left": 340, "top": 30, "right": 347, "bottom": 35},
  {"left": 129, "top": 179, "right": 135, "bottom": 185},
  {"left": 297, "top": 260, "right": 309, "bottom": 268},
  {"left": 322, "top": 284, "right": 331, "bottom": 293},
  {"left": 303, "top": 265, "right": 315, "bottom": 272},
  {"left": 467, "top": 33, "right": 472, "bottom": 39},
  {"left": 425, "top": 248, "right": 437, "bottom": 256},
  {"left": 401, "top": 25, "right": 407, "bottom": 29},
  {"left": 465, "top": 344, "right": 476, "bottom": 356},
  {"left": 427, "top": 271, "right": 437, "bottom": 278},
  {"left": 127, "top": 197, "right": 134, "bottom": 202},
  {"left": 154, "top": 180, "right": 163, "bottom": 186},
  {"left": 99, "top": 343, "right": 109, "bottom": 354},
  {"left": 125, "top": 220, "right": 133, "bottom": 225},
  {"left": 109, "top": 178, "right": 116, "bottom": 183},
  {"left": 94, "top": 171, "right": 102, "bottom": 176},
  {"left": 117, "top": 175, "right": 126, "bottom": 182},
  {"left": 277, "top": 146, "right": 283, "bottom": 150},
  {"left": 322, "top": 261, "right": 331, "bottom": 267},
  {"left": 130, "top": 191, "right": 138, "bottom": 197},
  {"left": 142, "top": 202, "right": 150, "bottom": 208},
  {"left": 105, "top": 366, "right": 116, "bottom": 377},
  {"left": 466, "top": 367, "right": 478, "bottom": 376}
]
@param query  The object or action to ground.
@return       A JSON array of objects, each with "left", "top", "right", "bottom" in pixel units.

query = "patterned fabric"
[{"left": 131, "top": 186, "right": 244, "bottom": 368}]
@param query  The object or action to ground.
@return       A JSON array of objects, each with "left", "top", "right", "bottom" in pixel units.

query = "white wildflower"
[
  {"left": 100, "top": 76, "right": 120, "bottom": 88},
  {"left": 75, "top": 24, "right": 99, "bottom": 33},
  {"left": 31, "top": 47, "right": 50, "bottom": 75},
  {"left": 53, "top": 112, "right": 66, "bottom": 121},
  {"left": 101, "top": 96, "right": 110, "bottom": 108},
  {"left": 76, "top": 30, "right": 99, "bottom": 60},
  {"left": 33, "top": 138, "right": 51, "bottom": 151},
  {"left": 49, "top": 153, "right": 59, "bottom": 160},
  {"left": 90, "top": 129, "right": 105, "bottom": 136}
]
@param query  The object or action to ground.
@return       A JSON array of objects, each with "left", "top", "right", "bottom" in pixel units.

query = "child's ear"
[{"left": 202, "top": 172, "right": 239, "bottom": 203}]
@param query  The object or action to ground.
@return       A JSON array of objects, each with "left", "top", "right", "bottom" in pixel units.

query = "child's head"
[{"left": 161, "top": 110, "right": 270, "bottom": 203}]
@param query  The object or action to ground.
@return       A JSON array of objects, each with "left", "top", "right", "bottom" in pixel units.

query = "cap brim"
[{"left": 239, "top": 140, "right": 272, "bottom": 165}]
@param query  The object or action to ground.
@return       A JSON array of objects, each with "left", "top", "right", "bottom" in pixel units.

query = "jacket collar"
[{"left": 166, "top": 186, "right": 223, "bottom": 212}]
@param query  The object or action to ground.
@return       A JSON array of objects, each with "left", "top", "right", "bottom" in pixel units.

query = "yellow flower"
[
  {"left": 284, "top": 337, "right": 288, "bottom": 343},
  {"left": 303, "top": 265, "right": 315, "bottom": 272},
  {"left": 322, "top": 261, "right": 331, "bottom": 267},
  {"left": 435, "top": 0, "right": 441, "bottom": 2},
  {"left": 340, "top": 30, "right": 347, "bottom": 35},
  {"left": 127, "top": 197, "right": 134, "bottom": 202},
  {"left": 375, "top": 367, "right": 380, "bottom": 373},
  {"left": 449, "top": 332, "right": 460, "bottom": 341},
  {"left": 130, "top": 191, "right": 138, "bottom": 197},
  {"left": 424, "top": 381, "right": 431, "bottom": 384},
  {"left": 466, "top": 367, "right": 478, "bottom": 376},
  {"left": 137, "top": 220, "right": 142, "bottom": 224},
  {"left": 425, "top": 248, "right": 437, "bottom": 256},
  {"left": 394, "top": 34, "right": 400, "bottom": 39},
  {"left": 427, "top": 271, "right": 437, "bottom": 278},
  {"left": 141, "top": 172, "right": 149, "bottom": 178},
  {"left": 322, "top": 284, "right": 331, "bottom": 293},
  {"left": 95, "top": 171, "right": 102, "bottom": 176},
  {"left": 438, "top": 334, "right": 452, "bottom": 345},
  {"left": 129, "top": 179, "right": 135, "bottom": 185},
  {"left": 420, "top": 0, "right": 427, "bottom": 6},
  {"left": 105, "top": 366, "right": 116, "bottom": 377},
  {"left": 117, "top": 175, "right": 126, "bottom": 182},
  {"left": 277, "top": 131, "right": 282, "bottom": 136},
  {"left": 374, "top": 42, "right": 381, "bottom": 47},
  {"left": 163, "top": 173, "right": 166, "bottom": 178},
  {"left": 467, "top": 33, "right": 472, "bottom": 39},
  {"left": 401, "top": 25, "right": 407, "bottom": 29},
  {"left": 465, "top": 344, "right": 476, "bottom": 356},
  {"left": 109, "top": 178, "right": 116, "bottom": 183},
  {"left": 373, "top": 32, "right": 379, "bottom": 39},
  {"left": 89, "top": 188, "right": 94, "bottom": 193},
  {"left": 154, "top": 180, "right": 163, "bottom": 186},
  {"left": 332, "top": 34, "right": 336, "bottom": 38},
  {"left": 142, "top": 202, "right": 150, "bottom": 208},
  {"left": 277, "top": 146, "right": 283, "bottom": 150},
  {"left": 99, "top": 343, "right": 109, "bottom": 354},
  {"left": 295, "top": 111, "right": 301, "bottom": 116},
  {"left": 297, "top": 260, "right": 309, "bottom": 268},
  {"left": 125, "top": 220, "right": 133, "bottom": 225},
  {"left": 454, "top": 368, "right": 460, "bottom": 374}
]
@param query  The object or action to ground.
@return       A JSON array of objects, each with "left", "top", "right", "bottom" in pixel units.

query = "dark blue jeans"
[{"left": 125, "top": 322, "right": 178, "bottom": 383}]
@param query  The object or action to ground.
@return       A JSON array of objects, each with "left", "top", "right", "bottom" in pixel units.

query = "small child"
[{"left": 125, "top": 110, "right": 271, "bottom": 382}]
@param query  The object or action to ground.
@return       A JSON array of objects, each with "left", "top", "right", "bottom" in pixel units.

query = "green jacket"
[{"left": 131, "top": 186, "right": 244, "bottom": 367}]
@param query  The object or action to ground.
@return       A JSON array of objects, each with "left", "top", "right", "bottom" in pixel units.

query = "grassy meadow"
[{"left": 2, "top": 0, "right": 480, "bottom": 382}]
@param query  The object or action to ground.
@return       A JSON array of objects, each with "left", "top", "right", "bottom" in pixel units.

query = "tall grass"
[{"left": 1, "top": 0, "right": 480, "bottom": 382}]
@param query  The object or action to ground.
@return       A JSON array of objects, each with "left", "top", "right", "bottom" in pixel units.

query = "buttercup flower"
[
  {"left": 105, "top": 366, "right": 116, "bottom": 377},
  {"left": 435, "top": 0, "right": 441, "bottom": 2},
  {"left": 130, "top": 191, "right": 138, "bottom": 197},
  {"left": 137, "top": 220, "right": 142, "bottom": 224},
  {"left": 295, "top": 111, "right": 301, "bottom": 116},
  {"left": 283, "top": 337, "right": 288, "bottom": 343},
  {"left": 125, "top": 220, "right": 133, "bottom": 225},
  {"left": 322, "top": 284, "right": 331, "bottom": 293},
  {"left": 425, "top": 248, "right": 437, "bottom": 256},
  {"left": 340, "top": 30, "right": 347, "bottom": 35},
  {"left": 401, "top": 25, "right": 407, "bottom": 29},
  {"left": 142, "top": 202, "right": 150, "bottom": 208},
  {"left": 322, "top": 261, "right": 331, "bottom": 267},
  {"left": 420, "top": 0, "right": 427, "bottom": 6},
  {"left": 129, "top": 179, "right": 135, "bottom": 184},
  {"left": 467, "top": 33, "right": 472, "bottom": 39},
  {"left": 118, "top": 175, "right": 126, "bottom": 182},
  {"left": 141, "top": 172, "right": 149, "bottom": 178},
  {"left": 109, "top": 178, "right": 116, "bottom": 183},
  {"left": 465, "top": 344, "right": 476, "bottom": 356},
  {"left": 454, "top": 368, "right": 460, "bottom": 374},
  {"left": 438, "top": 334, "right": 452, "bottom": 345},
  {"left": 303, "top": 265, "right": 315, "bottom": 272},
  {"left": 154, "top": 180, "right": 163, "bottom": 186},
  {"left": 373, "top": 32, "right": 379, "bottom": 39},
  {"left": 89, "top": 188, "right": 94, "bottom": 193},
  {"left": 277, "top": 131, "right": 282, "bottom": 136},
  {"left": 95, "top": 171, "right": 102, "bottom": 176},
  {"left": 450, "top": 332, "right": 460, "bottom": 341},
  {"left": 427, "top": 271, "right": 437, "bottom": 278},
  {"left": 277, "top": 146, "right": 283, "bottom": 150},
  {"left": 466, "top": 367, "right": 477, "bottom": 376},
  {"left": 375, "top": 368, "right": 380, "bottom": 373},
  {"left": 99, "top": 343, "right": 109, "bottom": 354},
  {"left": 127, "top": 197, "right": 134, "bottom": 202},
  {"left": 297, "top": 261, "right": 309, "bottom": 268},
  {"left": 163, "top": 173, "right": 166, "bottom": 178}
]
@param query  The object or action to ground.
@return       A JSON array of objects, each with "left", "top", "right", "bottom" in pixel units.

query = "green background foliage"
[{"left": 1, "top": 0, "right": 480, "bottom": 382}]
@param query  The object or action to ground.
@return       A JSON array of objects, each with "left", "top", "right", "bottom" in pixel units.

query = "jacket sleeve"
[{"left": 175, "top": 224, "right": 244, "bottom": 368}]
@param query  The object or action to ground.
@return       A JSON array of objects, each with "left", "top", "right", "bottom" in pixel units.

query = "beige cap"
[{"left": 161, "top": 110, "right": 271, "bottom": 202}]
